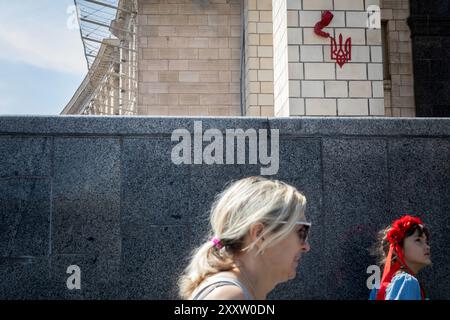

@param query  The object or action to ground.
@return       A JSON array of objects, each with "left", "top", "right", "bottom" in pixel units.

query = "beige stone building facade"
[{"left": 62, "top": 0, "right": 416, "bottom": 117}]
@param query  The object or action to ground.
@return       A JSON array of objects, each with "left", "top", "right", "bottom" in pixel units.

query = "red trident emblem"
[
  {"left": 331, "top": 34, "right": 352, "bottom": 68},
  {"left": 314, "top": 10, "right": 352, "bottom": 68}
]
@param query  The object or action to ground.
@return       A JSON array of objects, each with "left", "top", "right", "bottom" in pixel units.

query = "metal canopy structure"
[
  {"left": 63, "top": 0, "right": 138, "bottom": 115},
  {"left": 75, "top": 0, "right": 135, "bottom": 68}
]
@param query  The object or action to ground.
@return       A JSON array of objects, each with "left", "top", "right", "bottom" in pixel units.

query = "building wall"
[
  {"left": 1, "top": 116, "right": 449, "bottom": 299},
  {"left": 124, "top": 0, "right": 415, "bottom": 118},
  {"left": 273, "top": 0, "right": 290, "bottom": 116},
  {"left": 409, "top": 0, "right": 450, "bottom": 117},
  {"left": 286, "top": 0, "right": 385, "bottom": 116},
  {"left": 243, "top": 0, "right": 275, "bottom": 116},
  {"left": 381, "top": 0, "right": 415, "bottom": 117},
  {"left": 137, "top": 0, "right": 242, "bottom": 116}
]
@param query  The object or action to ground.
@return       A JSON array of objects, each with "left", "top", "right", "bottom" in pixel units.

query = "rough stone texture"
[
  {"left": 52, "top": 138, "right": 121, "bottom": 257},
  {"left": 0, "top": 137, "right": 51, "bottom": 177},
  {"left": 409, "top": 0, "right": 450, "bottom": 117},
  {"left": 0, "top": 179, "right": 51, "bottom": 257},
  {"left": 0, "top": 116, "right": 449, "bottom": 299}
]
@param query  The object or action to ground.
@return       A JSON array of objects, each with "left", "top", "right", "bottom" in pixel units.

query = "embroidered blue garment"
[{"left": 369, "top": 273, "right": 422, "bottom": 300}]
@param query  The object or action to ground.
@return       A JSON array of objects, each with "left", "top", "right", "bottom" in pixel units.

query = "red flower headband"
[{"left": 386, "top": 215, "right": 423, "bottom": 244}]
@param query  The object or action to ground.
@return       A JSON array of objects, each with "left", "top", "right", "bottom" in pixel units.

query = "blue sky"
[{"left": 0, "top": 0, "right": 87, "bottom": 115}]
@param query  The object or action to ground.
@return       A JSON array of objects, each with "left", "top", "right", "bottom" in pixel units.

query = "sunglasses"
[{"left": 280, "top": 221, "right": 312, "bottom": 243}]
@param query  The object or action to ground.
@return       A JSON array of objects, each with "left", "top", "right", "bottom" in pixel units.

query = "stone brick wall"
[
  {"left": 287, "top": 0, "right": 385, "bottom": 116},
  {"left": 132, "top": 0, "right": 420, "bottom": 118},
  {"left": 243, "top": 0, "right": 275, "bottom": 116},
  {"left": 137, "top": 0, "right": 242, "bottom": 116},
  {"left": 381, "top": 0, "right": 415, "bottom": 117}
]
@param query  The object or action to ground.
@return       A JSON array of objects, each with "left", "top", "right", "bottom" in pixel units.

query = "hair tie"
[{"left": 211, "top": 237, "right": 223, "bottom": 249}]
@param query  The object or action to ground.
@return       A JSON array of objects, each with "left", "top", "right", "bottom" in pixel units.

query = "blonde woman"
[{"left": 178, "top": 176, "right": 311, "bottom": 300}]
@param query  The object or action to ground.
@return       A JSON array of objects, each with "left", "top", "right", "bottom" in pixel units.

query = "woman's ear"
[{"left": 249, "top": 223, "right": 264, "bottom": 242}]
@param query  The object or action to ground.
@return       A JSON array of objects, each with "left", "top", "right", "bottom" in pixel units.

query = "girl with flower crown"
[{"left": 369, "top": 215, "right": 431, "bottom": 300}]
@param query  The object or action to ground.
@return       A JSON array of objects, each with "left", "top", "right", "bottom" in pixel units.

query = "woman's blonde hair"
[{"left": 178, "top": 176, "right": 307, "bottom": 299}]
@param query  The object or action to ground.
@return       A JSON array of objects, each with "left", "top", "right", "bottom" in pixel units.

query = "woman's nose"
[{"left": 302, "top": 240, "right": 311, "bottom": 252}]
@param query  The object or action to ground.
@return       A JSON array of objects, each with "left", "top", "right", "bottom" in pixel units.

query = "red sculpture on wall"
[
  {"left": 314, "top": 10, "right": 334, "bottom": 38},
  {"left": 314, "top": 10, "right": 352, "bottom": 68}
]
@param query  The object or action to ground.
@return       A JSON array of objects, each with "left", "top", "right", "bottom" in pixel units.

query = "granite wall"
[{"left": 0, "top": 116, "right": 449, "bottom": 299}]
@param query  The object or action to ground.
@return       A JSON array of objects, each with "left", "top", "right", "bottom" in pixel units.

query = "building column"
[
  {"left": 284, "top": 0, "right": 385, "bottom": 117},
  {"left": 408, "top": 0, "right": 450, "bottom": 117},
  {"left": 244, "top": 0, "right": 275, "bottom": 116}
]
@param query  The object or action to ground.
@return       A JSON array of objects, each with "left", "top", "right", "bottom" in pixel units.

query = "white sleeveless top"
[{"left": 191, "top": 276, "right": 254, "bottom": 300}]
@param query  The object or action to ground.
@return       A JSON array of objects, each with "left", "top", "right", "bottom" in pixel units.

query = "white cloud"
[{"left": 0, "top": 2, "right": 87, "bottom": 75}]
